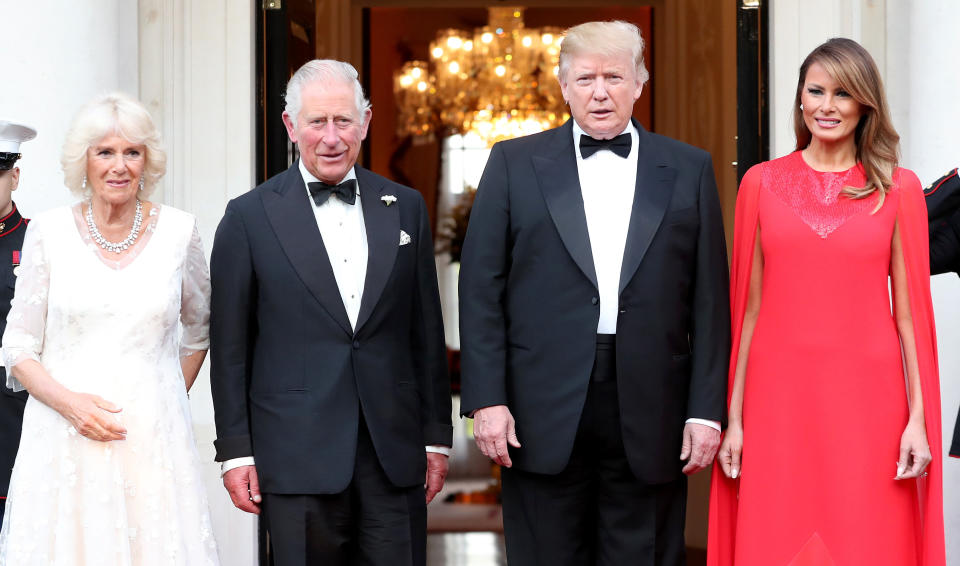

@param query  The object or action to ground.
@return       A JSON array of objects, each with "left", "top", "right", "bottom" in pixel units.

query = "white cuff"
[
  {"left": 685, "top": 418, "right": 721, "bottom": 432},
  {"left": 220, "top": 456, "right": 256, "bottom": 477},
  {"left": 425, "top": 445, "right": 451, "bottom": 457}
]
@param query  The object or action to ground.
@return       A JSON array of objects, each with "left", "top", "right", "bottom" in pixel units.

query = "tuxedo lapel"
[
  {"left": 619, "top": 121, "right": 677, "bottom": 293},
  {"left": 354, "top": 167, "right": 399, "bottom": 333},
  {"left": 262, "top": 164, "right": 353, "bottom": 336},
  {"left": 532, "top": 122, "right": 599, "bottom": 290}
]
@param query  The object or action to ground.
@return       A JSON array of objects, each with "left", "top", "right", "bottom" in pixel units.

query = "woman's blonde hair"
[
  {"left": 61, "top": 92, "right": 166, "bottom": 198},
  {"left": 793, "top": 38, "right": 899, "bottom": 209}
]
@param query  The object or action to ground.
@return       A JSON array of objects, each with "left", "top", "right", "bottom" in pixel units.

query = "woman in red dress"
[{"left": 707, "top": 38, "right": 945, "bottom": 566}]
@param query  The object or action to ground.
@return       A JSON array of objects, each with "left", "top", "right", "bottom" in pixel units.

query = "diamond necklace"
[{"left": 86, "top": 200, "right": 143, "bottom": 253}]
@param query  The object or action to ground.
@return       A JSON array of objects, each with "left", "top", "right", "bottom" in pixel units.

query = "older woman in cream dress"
[{"left": 0, "top": 93, "right": 219, "bottom": 565}]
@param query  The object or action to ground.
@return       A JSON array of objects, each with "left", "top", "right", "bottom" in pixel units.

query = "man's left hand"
[
  {"left": 680, "top": 422, "right": 720, "bottom": 475},
  {"left": 425, "top": 452, "right": 449, "bottom": 504}
]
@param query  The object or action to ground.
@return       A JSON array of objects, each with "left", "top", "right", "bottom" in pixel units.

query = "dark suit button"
[
  {"left": 353, "top": 340, "right": 360, "bottom": 349},
  {"left": 591, "top": 297, "right": 599, "bottom": 305}
]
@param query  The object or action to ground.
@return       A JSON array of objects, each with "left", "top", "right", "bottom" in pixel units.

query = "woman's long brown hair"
[{"left": 793, "top": 38, "right": 900, "bottom": 210}]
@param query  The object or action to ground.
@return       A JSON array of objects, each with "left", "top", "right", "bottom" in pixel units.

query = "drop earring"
[
  {"left": 82, "top": 176, "right": 87, "bottom": 190},
  {"left": 799, "top": 104, "right": 804, "bottom": 111},
  {"left": 138, "top": 177, "right": 144, "bottom": 191}
]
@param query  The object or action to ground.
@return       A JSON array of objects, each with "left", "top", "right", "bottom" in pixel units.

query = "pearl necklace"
[{"left": 86, "top": 200, "right": 143, "bottom": 253}]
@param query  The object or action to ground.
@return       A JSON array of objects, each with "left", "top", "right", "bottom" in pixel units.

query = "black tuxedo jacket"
[
  {"left": 459, "top": 120, "right": 730, "bottom": 484},
  {"left": 210, "top": 163, "right": 452, "bottom": 494}
]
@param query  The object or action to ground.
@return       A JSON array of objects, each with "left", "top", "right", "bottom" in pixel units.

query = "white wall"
[
  {"left": 0, "top": 1, "right": 139, "bottom": 212},
  {"left": 771, "top": 1, "right": 960, "bottom": 562}
]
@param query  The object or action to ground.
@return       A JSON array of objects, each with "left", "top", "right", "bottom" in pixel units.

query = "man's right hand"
[
  {"left": 473, "top": 404, "right": 521, "bottom": 468},
  {"left": 223, "top": 465, "right": 262, "bottom": 514}
]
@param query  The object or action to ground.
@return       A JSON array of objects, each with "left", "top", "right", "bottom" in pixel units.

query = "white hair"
[
  {"left": 284, "top": 59, "right": 371, "bottom": 127},
  {"left": 60, "top": 92, "right": 166, "bottom": 198},
  {"left": 559, "top": 21, "right": 650, "bottom": 86}
]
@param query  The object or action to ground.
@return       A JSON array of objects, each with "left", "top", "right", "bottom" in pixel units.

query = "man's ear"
[
  {"left": 281, "top": 112, "right": 299, "bottom": 143},
  {"left": 9, "top": 167, "right": 19, "bottom": 192},
  {"left": 360, "top": 108, "right": 373, "bottom": 141}
]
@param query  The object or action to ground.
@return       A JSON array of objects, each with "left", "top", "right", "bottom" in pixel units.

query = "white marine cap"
[
  {"left": 0, "top": 120, "right": 38, "bottom": 154},
  {"left": 0, "top": 120, "right": 37, "bottom": 170}
]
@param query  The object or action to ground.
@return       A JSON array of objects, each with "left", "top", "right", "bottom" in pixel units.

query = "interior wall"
[{"left": 653, "top": 0, "right": 738, "bottom": 250}]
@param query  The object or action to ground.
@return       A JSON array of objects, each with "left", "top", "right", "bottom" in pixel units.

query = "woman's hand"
[
  {"left": 896, "top": 419, "right": 931, "bottom": 480},
  {"left": 59, "top": 392, "right": 127, "bottom": 442},
  {"left": 717, "top": 422, "right": 743, "bottom": 479}
]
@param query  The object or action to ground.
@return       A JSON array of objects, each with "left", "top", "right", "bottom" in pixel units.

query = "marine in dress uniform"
[
  {"left": 0, "top": 120, "right": 36, "bottom": 524},
  {"left": 923, "top": 167, "right": 960, "bottom": 457}
]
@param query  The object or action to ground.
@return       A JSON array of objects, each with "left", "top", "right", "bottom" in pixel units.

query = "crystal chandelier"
[{"left": 393, "top": 7, "right": 569, "bottom": 146}]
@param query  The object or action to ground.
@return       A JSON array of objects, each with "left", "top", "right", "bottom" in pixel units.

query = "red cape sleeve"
[
  {"left": 706, "top": 164, "right": 762, "bottom": 566},
  {"left": 896, "top": 169, "right": 946, "bottom": 566}
]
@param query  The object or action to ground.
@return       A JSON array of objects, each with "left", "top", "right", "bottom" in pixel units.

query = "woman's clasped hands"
[{"left": 59, "top": 391, "right": 127, "bottom": 442}]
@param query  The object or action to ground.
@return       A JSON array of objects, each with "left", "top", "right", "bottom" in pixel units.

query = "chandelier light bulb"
[
  {"left": 417, "top": 81, "right": 428, "bottom": 92},
  {"left": 495, "top": 65, "right": 507, "bottom": 77},
  {"left": 449, "top": 62, "right": 460, "bottom": 74},
  {"left": 481, "top": 32, "right": 494, "bottom": 44},
  {"left": 522, "top": 36, "right": 533, "bottom": 48},
  {"left": 432, "top": 47, "right": 444, "bottom": 59},
  {"left": 447, "top": 36, "right": 463, "bottom": 49},
  {"left": 411, "top": 67, "right": 422, "bottom": 78}
]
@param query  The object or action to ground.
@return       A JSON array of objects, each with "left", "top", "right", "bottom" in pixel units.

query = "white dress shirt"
[
  {"left": 302, "top": 161, "right": 368, "bottom": 330},
  {"left": 572, "top": 121, "right": 720, "bottom": 433},
  {"left": 573, "top": 121, "right": 637, "bottom": 335},
  {"left": 222, "top": 161, "right": 449, "bottom": 476}
]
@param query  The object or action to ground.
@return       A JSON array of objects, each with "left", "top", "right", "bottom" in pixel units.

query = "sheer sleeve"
[
  {"left": 180, "top": 220, "right": 211, "bottom": 358},
  {"left": 2, "top": 220, "right": 49, "bottom": 391}
]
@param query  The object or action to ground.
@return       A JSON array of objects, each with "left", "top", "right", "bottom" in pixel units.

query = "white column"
[
  {"left": 139, "top": 1, "right": 258, "bottom": 564},
  {"left": 0, "top": 0, "right": 139, "bottom": 212}
]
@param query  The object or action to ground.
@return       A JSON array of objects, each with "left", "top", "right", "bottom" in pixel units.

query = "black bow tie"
[
  {"left": 308, "top": 179, "right": 357, "bottom": 206},
  {"left": 579, "top": 133, "right": 632, "bottom": 159}
]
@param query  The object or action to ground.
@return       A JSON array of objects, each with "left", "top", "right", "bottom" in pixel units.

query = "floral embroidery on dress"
[{"left": 762, "top": 152, "right": 887, "bottom": 239}]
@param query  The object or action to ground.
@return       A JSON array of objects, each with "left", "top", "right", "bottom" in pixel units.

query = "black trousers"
[
  {"left": 261, "top": 417, "right": 427, "bottom": 566},
  {"left": 501, "top": 335, "right": 687, "bottom": 566}
]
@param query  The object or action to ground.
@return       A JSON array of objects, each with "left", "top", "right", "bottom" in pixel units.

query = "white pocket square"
[{"left": 399, "top": 230, "right": 412, "bottom": 246}]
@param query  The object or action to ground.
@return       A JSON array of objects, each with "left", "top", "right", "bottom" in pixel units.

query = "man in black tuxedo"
[
  {"left": 459, "top": 21, "right": 730, "bottom": 565},
  {"left": 210, "top": 59, "right": 452, "bottom": 566}
]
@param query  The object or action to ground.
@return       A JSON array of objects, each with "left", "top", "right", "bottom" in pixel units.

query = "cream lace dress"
[{"left": 0, "top": 204, "right": 219, "bottom": 565}]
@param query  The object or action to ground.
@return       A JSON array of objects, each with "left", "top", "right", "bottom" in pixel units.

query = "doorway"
[{"left": 254, "top": 1, "right": 767, "bottom": 564}]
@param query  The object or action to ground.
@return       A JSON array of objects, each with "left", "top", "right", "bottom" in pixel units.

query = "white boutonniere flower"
[{"left": 381, "top": 194, "right": 397, "bottom": 206}]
